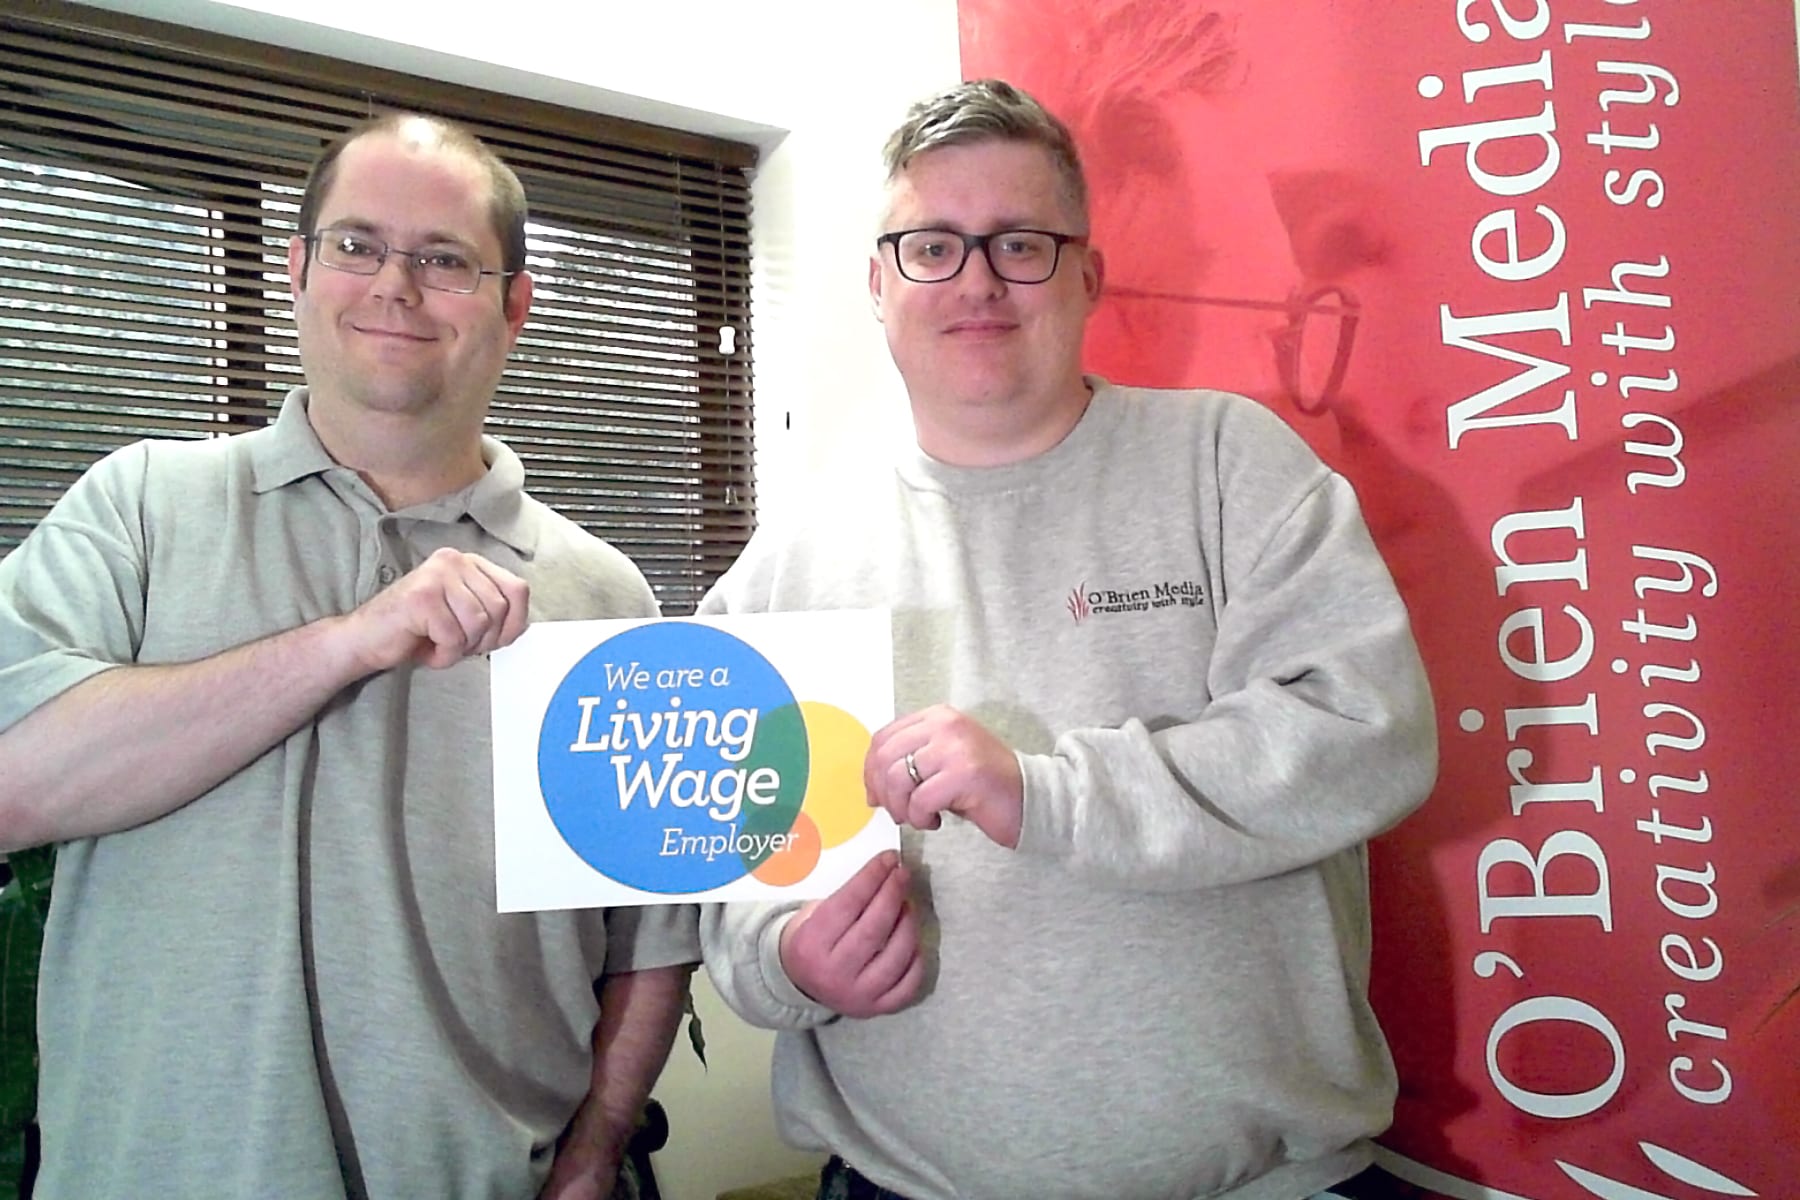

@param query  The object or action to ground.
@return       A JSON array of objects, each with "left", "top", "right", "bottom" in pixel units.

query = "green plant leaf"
[
  {"left": 0, "top": 846, "right": 55, "bottom": 1199},
  {"left": 682, "top": 990, "right": 706, "bottom": 1069}
]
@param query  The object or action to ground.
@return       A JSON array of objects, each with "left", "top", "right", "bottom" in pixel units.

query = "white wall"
[{"left": 84, "top": 2, "right": 964, "bottom": 1197}]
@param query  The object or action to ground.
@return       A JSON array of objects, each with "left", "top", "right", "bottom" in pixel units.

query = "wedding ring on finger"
[{"left": 905, "top": 750, "right": 924, "bottom": 786}]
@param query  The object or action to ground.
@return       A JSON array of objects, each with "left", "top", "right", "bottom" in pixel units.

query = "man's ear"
[
  {"left": 287, "top": 235, "right": 309, "bottom": 296},
  {"left": 1268, "top": 168, "right": 1393, "bottom": 278},
  {"left": 868, "top": 254, "right": 886, "bottom": 323},
  {"left": 503, "top": 271, "right": 534, "bottom": 340},
  {"left": 1082, "top": 244, "right": 1105, "bottom": 305}
]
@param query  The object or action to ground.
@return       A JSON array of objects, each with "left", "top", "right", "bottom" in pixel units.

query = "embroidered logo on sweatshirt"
[
  {"left": 1066, "top": 585, "right": 1092, "bottom": 622},
  {"left": 1068, "top": 578, "right": 1207, "bottom": 621}
]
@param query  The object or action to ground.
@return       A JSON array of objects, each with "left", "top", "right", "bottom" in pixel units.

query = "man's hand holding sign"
[
  {"left": 865, "top": 703, "right": 1025, "bottom": 849},
  {"left": 779, "top": 851, "right": 922, "bottom": 1018}
]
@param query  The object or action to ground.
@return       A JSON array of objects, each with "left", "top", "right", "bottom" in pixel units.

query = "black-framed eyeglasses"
[
  {"left": 305, "top": 225, "right": 514, "bottom": 294},
  {"left": 1108, "top": 283, "right": 1360, "bottom": 414},
  {"left": 877, "top": 227, "right": 1089, "bottom": 285}
]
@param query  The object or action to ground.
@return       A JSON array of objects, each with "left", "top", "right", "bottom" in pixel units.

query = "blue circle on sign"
[{"left": 538, "top": 622, "right": 803, "bottom": 893}]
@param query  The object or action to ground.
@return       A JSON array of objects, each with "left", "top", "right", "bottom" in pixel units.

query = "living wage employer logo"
[{"left": 535, "top": 621, "right": 878, "bottom": 894}]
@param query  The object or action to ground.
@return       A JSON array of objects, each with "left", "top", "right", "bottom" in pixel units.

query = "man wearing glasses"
[
  {"left": 699, "top": 80, "right": 1435, "bottom": 1200},
  {"left": 0, "top": 114, "right": 695, "bottom": 1199}
]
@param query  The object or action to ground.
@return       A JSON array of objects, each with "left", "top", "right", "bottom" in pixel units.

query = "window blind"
[{"left": 0, "top": 0, "right": 757, "bottom": 612}]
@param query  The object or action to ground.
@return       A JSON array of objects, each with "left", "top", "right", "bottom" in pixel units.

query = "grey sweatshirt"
[{"left": 700, "top": 381, "right": 1437, "bottom": 1200}]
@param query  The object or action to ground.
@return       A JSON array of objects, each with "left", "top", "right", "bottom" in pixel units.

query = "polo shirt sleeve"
[
  {"left": 600, "top": 902, "right": 702, "bottom": 974},
  {"left": 0, "top": 444, "right": 151, "bottom": 733}
]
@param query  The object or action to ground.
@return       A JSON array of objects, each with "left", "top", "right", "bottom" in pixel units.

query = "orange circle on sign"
[{"left": 750, "top": 811, "right": 821, "bottom": 887}]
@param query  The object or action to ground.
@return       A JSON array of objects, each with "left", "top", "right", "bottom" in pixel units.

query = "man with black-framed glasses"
[
  {"left": 0, "top": 113, "right": 695, "bottom": 1200},
  {"left": 699, "top": 79, "right": 1435, "bottom": 1200}
]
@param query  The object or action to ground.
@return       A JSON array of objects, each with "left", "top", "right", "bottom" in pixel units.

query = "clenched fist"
[{"left": 339, "top": 546, "right": 529, "bottom": 673}]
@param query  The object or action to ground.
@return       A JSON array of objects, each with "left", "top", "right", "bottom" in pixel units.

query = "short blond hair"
[{"left": 882, "top": 79, "right": 1089, "bottom": 231}]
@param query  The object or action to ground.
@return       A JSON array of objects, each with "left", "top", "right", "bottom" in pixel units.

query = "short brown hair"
[
  {"left": 882, "top": 79, "right": 1089, "bottom": 231},
  {"left": 296, "top": 112, "right": 528, "bottom": 279}
]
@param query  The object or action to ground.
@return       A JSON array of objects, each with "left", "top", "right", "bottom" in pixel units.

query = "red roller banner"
[{"left": 959, "top": 2, "right": 1799, "bottom": 1197}]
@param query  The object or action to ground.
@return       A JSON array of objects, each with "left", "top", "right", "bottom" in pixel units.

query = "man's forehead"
[
  {"left": 882, "top": 140, "right": 1070, "bottom": 228},
  {"left": 316, "top": 136, "right": 495, "bottom": 247}
]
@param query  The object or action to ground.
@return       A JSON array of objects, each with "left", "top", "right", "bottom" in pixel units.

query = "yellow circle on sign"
[{"left": 798, "top": 700, "right": 875, "bottom": 849}]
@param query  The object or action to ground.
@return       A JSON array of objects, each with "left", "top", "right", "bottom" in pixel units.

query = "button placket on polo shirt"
[
  {"left": 317, "top": 467, "right": 393, "bottom": 602},
  {"left": 374, "top": 514, "right": 404, "bottom": 589}
]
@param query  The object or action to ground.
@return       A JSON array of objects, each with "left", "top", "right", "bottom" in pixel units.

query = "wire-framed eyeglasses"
[
  {"left": 877, "top": 227, "right": 1089, "bottom": 285},
  {"left": 305, "top": 225, "right": 513, "bottom": 294},
  {"left": 1108, "top": 283, "right": 1360, "bottom": 415}
]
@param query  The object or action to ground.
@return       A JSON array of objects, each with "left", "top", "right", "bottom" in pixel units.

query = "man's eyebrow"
[
  {"left": 901, "top": 218, "right": 1053, "bottom": 233},
  {"left": 412, "top": 230, "right": 479, "bottom": 249},
  {"left": 316, "top": 217, "right": 475, "bottom": 248}
]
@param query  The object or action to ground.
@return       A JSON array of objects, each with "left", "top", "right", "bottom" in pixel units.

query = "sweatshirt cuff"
[
  {"left": 1013, "top": 751, "right": 1072, "bottom": 858},
  {"left": 757, "top": 909, "right": 840, "bottom": 1024}
]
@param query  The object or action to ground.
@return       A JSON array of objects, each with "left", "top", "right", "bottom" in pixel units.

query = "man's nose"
[
  {"left": 369, "top": 251, "right": 423, "bottom": 302},
  {"left": 954, "top": 242, "right": 1008, "bottom": 296}
]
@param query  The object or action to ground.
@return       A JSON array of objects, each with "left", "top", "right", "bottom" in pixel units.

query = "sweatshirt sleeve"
[
  {"left": 694, "top": 554, "right": 843, "bottom": 1030},
  {"left": 1014, "top": 468, "right": 1437, "bottom": 891},
  {"left": 699, "top": 900, "right": 840, "bottom": 1030}
]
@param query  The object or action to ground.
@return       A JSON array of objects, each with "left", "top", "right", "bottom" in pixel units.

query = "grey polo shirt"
[{"left": 0, "top": 389, "right": 700, "bottom": 1200}]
